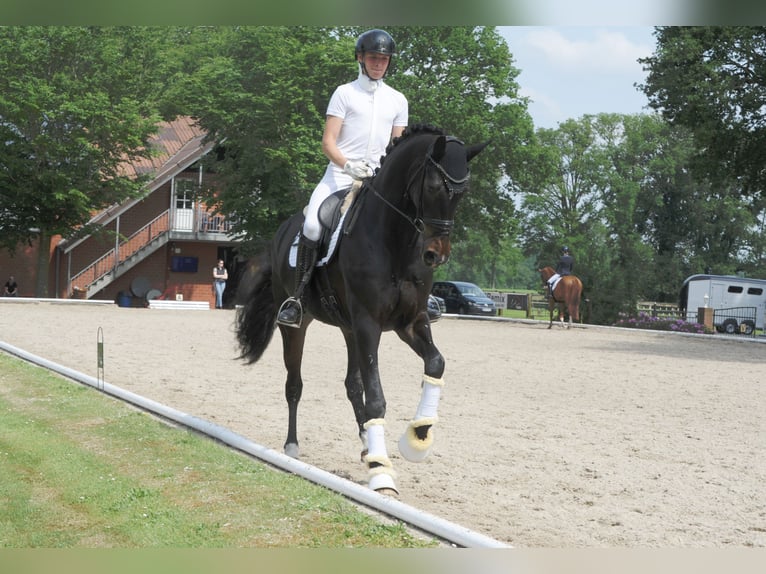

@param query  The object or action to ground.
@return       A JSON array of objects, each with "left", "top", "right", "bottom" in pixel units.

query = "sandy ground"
[{"left": 0, "top": 299, "right": 764, "bottom": 548}]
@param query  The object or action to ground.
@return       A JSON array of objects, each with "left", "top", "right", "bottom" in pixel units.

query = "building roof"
[
  {"left": 59, "top": 116, "right": 215, "bottom": 253},
  {"left": 121, "top": 115, "right": 209, "bottom": 179}
]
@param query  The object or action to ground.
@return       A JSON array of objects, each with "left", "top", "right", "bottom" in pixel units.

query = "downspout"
[
  {"left": 114, "top": 216, "right": 120, "bottom": 275},
  {"left": 55, "top": 245, "right": 60, "bottom": 299}
]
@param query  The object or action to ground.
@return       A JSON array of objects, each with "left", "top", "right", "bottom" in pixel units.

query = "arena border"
[
  {"left": 0, "top": 338, "right": 511, "bottom": 549},
  {"left": 437, "top": 312, "right": 766, "bottom": 344}
]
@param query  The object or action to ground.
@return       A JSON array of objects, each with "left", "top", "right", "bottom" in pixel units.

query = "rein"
[{"left": 371, "top": 139, "right": 470, "bottom": 236}]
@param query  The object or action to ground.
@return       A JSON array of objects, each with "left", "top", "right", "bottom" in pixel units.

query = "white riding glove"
[{"left": 343, "top": 159, "right": 374, "bottom": 180}]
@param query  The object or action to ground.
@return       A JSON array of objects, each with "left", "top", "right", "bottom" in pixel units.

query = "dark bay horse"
[
  {"left": 539, "top": 266, "right": 583, "bottom": 329},
  {"left": 236, "top": 125, "right": 488, "bottom": 493}
]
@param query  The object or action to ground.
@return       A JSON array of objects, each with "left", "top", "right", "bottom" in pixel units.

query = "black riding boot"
[{"left": 277, "top": 236, "right": 319, "bottom": 328}]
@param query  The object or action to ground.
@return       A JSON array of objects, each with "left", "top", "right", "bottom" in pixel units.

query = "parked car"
[
  {"left": 431, "top": 281, "right": 496, "bottom": 316},
  {"left": 427, "top": 294, "right": 446, "bottom": 322}
]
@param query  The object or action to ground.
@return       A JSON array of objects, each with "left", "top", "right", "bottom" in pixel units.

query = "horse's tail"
[{"left": 235, "top": 253, "right": 277, "bottom": 364}]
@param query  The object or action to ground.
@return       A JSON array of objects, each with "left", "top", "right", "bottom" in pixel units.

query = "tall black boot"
[{"left": 277, "top": 236, "right": 319, "bottom": 328}]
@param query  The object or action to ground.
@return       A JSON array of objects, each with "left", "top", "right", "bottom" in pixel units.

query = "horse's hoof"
[
  {"left": 284, "top": 443, "right": 299, "bottom": 459},
  {"left": 398, "top": 426, "right": 433, "bottom": 462},
  {"left": 375, "top": 488, "right": 399, "bottom": 497},
  {"left": 369, "top": 472, "right": 399, "bottom": 494}
]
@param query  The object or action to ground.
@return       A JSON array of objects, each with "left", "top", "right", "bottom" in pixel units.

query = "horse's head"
[
  {"left": 373, "top": 125, "right": 489, "bottom": 268},
  {"left": 415, "top": 134, "right": 490, "bottom": 268},
  {"left": 538, "top": 266, "right": 555, "bottom": 283}
]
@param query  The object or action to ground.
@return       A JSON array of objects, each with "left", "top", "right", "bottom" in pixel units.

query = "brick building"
[{"left": 0, "top": 116, "right": 241, "bottom": 308}]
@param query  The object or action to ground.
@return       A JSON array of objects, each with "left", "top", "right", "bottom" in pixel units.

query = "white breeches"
[{"left": 302, "top": 164, "right": 354, "bottom": 241}]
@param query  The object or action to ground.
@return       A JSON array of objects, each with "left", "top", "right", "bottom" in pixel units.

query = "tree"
[
  {"left": 639, "top": 27, "right": 766, "bottom": 197},
  {"left": 517, "top": 116, "right": 611, "bottom": 276},
  {"left": 0, "top": 27, "right": 167, "bottom": 296},
  {"left": 390, "top": 26, "right": 534, "bottom": 283}
]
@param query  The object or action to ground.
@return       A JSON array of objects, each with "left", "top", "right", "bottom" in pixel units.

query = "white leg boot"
[
  {"left": 398, "top": 375, "right": 444, "bottom": 462},
  {"left": 363, "top": 419, "right": 398, "bottom": 493}
]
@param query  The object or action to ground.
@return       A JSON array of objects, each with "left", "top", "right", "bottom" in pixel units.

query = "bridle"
[{"left": 372, "top": 136, "right": 470, "bottom": 236}]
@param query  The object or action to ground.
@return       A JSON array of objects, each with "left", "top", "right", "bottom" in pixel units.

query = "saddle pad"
[{"left": 288, "top": 208, "right": 350, "bottom": 269}]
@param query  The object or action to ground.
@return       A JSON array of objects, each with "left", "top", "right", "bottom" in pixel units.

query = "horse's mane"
[{"left": 380, "top": 124, "right": 448, "bottom": 166}]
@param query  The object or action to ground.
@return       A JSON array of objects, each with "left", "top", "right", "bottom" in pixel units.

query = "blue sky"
[{"left": 497, "top": 27, "right": 657, "bottom": 129}]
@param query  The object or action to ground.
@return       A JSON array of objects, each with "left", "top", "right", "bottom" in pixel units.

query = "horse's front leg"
[
  {"left": 395, "top": 313, "right": 446, "bottom": 463},
  {"left": 279, "top": 322, "right": 309, "bottom": 459},
  {"left": 353, "top": 319, "right": 398, "bottom": 494},
  {"left": 341, "top": 330, "right": 368, "bottom": 461}
]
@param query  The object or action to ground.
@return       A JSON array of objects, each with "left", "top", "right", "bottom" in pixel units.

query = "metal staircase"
[{"left": 69, "top": 211, "right": 170, "bottom": 298}]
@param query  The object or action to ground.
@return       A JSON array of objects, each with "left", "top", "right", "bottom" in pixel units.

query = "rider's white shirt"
[{"left": 326, "top": 74, "right": 408, "bottom": 167}]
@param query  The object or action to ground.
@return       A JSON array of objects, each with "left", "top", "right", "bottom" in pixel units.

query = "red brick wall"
[
  {"left": 0, "top": 243, "right": 38, "bottom": 297},
  {"left": 94, "top": 241, "right": 223, "bottom": 309}
]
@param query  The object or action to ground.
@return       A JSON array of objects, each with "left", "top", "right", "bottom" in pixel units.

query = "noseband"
[{"left": 372, "top": 137, "right": 470, "bottom": 236}]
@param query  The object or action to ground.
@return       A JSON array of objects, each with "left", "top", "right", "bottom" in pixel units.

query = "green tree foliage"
[
  {"left": 518, "top": 116, "right": 611, "bottom": 288},
  {"left": 639, "top": 26, "right": 766, "bottom": 197},
  {"left": 0, "top": 27, "right": 167, "bottom": 295},
  {"left": 514, "top": 112, "right": 766, "bottom": 323},
  {"left": 389, "top": 26, "right": 535, "bottom": 286}
]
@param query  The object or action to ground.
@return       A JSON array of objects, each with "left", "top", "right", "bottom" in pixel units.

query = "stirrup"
[{"left": 276, "top": 297, "right": 303, "bottom": 328}]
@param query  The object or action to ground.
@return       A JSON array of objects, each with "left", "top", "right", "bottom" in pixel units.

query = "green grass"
[{"left": 0, "top": 352, "right": 436, "bottom": 548}]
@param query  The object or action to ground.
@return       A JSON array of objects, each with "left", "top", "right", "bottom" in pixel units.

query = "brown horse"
[{"left": 539, "top": 266, "right": 583, "bottom": 329}]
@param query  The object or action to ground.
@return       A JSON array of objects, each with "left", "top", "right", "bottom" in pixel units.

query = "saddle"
[{"left": 290, "top": 180, "right": 365, "bottom": 269}]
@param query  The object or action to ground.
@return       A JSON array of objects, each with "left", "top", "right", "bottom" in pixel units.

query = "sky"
[{"left": 497, "top": 27, "right": 657, "bottom": 130}]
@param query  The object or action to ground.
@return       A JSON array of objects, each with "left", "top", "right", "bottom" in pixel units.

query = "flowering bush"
[{"left": 613, "top": 312, "right": 712, "bottom": 334}]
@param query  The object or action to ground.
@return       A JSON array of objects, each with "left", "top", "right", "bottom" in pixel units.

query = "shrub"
[{"left": 613, "top": 311, "right": 712, "bottom": 334}]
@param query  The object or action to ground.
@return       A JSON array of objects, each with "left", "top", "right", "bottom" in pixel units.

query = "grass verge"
[{"left": 0, "top": 352, "right": 435, "bottom": 548}]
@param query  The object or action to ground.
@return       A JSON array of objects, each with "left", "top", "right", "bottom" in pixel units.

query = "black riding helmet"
[{"left": 355, "top": 29, "right": 395, "bottom": 78}]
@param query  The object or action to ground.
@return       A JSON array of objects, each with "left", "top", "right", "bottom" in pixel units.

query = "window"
[
  {"left": 171, "top": 256, "right": 198, "bottom": 273},
  {"left": 175, "top": 179, "right": 196, "bottom": 209},
  {"left": 727, "top": 286, "right": 743, "bottom": 294},
  {"left": 747, "top": 287, "right": 763, "bottom": 295}
]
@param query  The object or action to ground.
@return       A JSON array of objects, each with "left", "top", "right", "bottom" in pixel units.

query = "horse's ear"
[
  {"left": 431, "top": 135, "right": 447, "bottom": 161},
  {"left": 467, "top": 140, "right": 491, "bottom": 162}
]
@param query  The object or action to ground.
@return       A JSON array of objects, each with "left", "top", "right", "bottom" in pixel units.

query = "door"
[
  {"left": 710, "top": 282, "right": 726, "bottom": 308},
  {"left": 173, "top": 178, "right": 196, "bottom": 232}
]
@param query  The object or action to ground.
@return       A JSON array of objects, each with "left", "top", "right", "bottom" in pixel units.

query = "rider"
[
  {"left": 277, "top": 29, "right": 409, "bottom": 327},
  {"left": 546, "top": 246, "right": 574, "bottom": 297}
]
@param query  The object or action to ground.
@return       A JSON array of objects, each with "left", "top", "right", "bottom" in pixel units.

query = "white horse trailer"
[{"left": 679, "top": 274, "right": 766, "bottom": 334}]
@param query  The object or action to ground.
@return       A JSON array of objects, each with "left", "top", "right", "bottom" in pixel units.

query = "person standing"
[
  {"left": 3, "top": 275, "right": 18, "bottom": 297},
  {"left": 212, "top": 260, "right": 228, "bottom": 309},
  {"left": 276, "top": 29, "right": 409, "bottom": 328}
]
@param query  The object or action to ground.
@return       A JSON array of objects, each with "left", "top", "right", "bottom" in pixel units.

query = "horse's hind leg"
[
  {"left": 279, "top": 323, "right": 309, "bottom": 458},
  {"left": 569, "top": 302, "right": 579, "bottom": 327}
]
